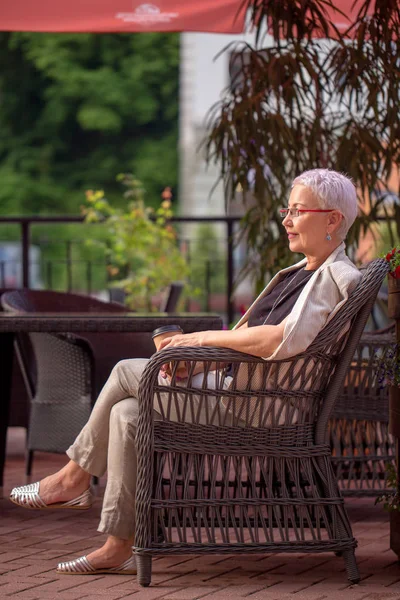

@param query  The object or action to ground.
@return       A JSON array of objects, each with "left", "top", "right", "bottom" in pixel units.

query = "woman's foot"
[
  {"left": 37, "top": 462, "right": 91, "bottom": 505},
  {"left": 57, "top": 536, "right": 136, "bottom": 575},
  {"left": 85, "top": 536, "right": 134, "bottom": 570},
  {"left": 10, "top": 461, "right": 92, "bottom": 509}
]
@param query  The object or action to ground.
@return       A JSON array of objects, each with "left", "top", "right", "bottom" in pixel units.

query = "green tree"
[
  {"left": 205, "top": 0, "right": 400, "bottom": 293},
  {"left": 83, "top": 174, "right": 189, "bottom": 311},
  {"left": 0, "top": 32, "right": 179, "bottom": 215}
]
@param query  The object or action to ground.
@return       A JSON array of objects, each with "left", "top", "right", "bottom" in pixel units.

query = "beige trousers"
[{"left": 67, "top": 358, "right": 231, "bottom": 539}]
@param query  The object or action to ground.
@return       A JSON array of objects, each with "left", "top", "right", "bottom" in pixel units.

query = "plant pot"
[{"left": 388, "top": 275, "right": 400, "bottom": 320}]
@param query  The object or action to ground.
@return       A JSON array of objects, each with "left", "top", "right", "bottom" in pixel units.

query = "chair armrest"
[
  {"left": 137, "top": 345, "right": 268, "bottom": 396},
  {"left": 136, "top": 346, "right": 251, "bottom": 420},
  {"left": 149, "top": 345, "right": 265, "bottom": 366},
  {"left": 139, "top": 345, "right": 277, "bottom": 401}
]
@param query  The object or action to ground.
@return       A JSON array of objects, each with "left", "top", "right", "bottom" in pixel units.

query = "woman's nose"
[{"left": 282, "top": 213, "right": 292, "bottom": 226}]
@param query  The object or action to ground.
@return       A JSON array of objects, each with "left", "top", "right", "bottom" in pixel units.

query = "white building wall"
[
  {"left": 179, "top": 31, "right": 259, "bottom": 219},
  {"left": 178, "top": 31, "right": 271, "bottom": 303}
]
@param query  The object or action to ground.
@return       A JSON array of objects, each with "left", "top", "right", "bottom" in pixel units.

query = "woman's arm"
[{"left": 159, "top": 320, "right": 286, "bottom": 359}]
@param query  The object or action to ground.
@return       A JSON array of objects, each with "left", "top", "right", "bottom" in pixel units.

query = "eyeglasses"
[{"left": 279, "top": 208, "right": 334, "bottom": 219}]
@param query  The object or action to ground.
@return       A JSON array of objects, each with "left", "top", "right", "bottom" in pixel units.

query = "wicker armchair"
[
  {"left": 133, "top": 259, "right": 389, "bottom": 587},
  {"left": 20, "top": 331, "right": 95, "bottom": 456},
  {"left": 331, "top": 325, "right": 395, "bottom": 495},
  {"left": 1, "top": 291, "right": 110, "bottom": 474}
]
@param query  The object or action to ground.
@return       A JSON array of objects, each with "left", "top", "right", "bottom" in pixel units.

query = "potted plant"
[
  {"left": 386, "top": 248, "right": 400, "bottom": 317},
  {"left": 375, "top": 247, "right": 400, "bottom": 389},
  {"left": 82, "top": 174, "right": 189, "bottom": 311},
  {"left": 375, "top": 247, "right": 400, "bottom": 549}
]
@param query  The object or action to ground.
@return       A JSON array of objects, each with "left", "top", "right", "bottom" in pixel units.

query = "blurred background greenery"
[
  {"left": 0, "top": 31, "right": 180, "bottom": 293},
  {"left": 0, "top": 31, "right": 179, "bottom": 214}
]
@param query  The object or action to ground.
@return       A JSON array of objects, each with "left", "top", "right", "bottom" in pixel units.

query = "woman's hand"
[
  {"left": 156, "top": 321, "right": 286, "bottom": 381},
  {"left": 158, "top": 331, "right": 206, "bottom": 350},
  {"left": 158, "top": 332, "right": 207, "bottom": 381},
  {"left": 160, "top": 361, "right": 188, "bottom": 381}
]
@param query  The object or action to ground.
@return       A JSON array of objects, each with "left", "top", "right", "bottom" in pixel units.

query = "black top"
[{"left": 247, "top": 268, "right": 315, "bottom": 327}]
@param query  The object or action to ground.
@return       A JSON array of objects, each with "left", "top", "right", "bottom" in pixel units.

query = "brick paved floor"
[{"left": 1, "top": 428, "right": 399, "bottom": 600}]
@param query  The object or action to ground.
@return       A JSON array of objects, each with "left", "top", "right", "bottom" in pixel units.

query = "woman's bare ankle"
[
  {"left": 63, "top": 465, "right": 91, "bottom": 489},
  {"left": 39, "top": 464, "right": 91, "bottom": 504},
  {"left": 86, "top": 536, "right": 133, "bottom": 568}
]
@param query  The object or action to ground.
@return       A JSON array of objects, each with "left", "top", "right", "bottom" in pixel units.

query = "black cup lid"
[{"left": 152, "top": 325, "right": 183, "bottom": 338}]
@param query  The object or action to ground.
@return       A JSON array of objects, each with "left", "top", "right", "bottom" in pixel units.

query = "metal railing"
[{"left": 0, "top": 215, "right": 241, "bottom": 324}]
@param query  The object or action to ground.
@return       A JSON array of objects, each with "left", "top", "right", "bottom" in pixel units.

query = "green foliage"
[
  {"left": 205, "top": 0, "right": 400, "bottom": 292},
  {"left": 82, "top": 174, "right": 189, "bottom": 311},
  {"left": 376, "top": 221, "right": 399, "bottom": 257},
  {"left": 34, "top": 223, "right": 110, "bottom": 292},
  {"left": 191, "top": 224, "right": 226, "bottom": 308},
  {"left": 0, "top": 32, "right": 179, "bottom": 216},
  {"left": 376, "top": 341, "right": 400, "bottom": 390},
  {"left": 375, "top": 463, "right": 400, "bottom": 512}
]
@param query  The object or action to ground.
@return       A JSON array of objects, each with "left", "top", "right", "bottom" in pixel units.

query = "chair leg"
[
  {"left": 26, "top": 450, "right": 34, "bottom": 477},
  {"left": 136, "top": 554, "right": 152, "bottom": 587},
  {"left": 342, "top": 548, "right": 360, "bottom": 584}
]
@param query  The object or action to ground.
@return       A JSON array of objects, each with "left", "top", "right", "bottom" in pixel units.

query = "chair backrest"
[
  {"left": 161, "top": 282, "right": 184, "bottom": 313},
  {"left": 310, "top": 258, "right": 389, "bottom": 441},
  {"left": 218, "top": 259, "right": 389, "bottom": 433},
  {"left": 1, "top": 289, "right": 128, "bottom": 313}
]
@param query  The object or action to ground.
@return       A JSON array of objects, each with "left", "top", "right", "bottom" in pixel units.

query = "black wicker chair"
[
  {"left": 330, "top": 324, "right": 395, "bottom": 496},
  {"left": 1, "top": 290, "right": 155, "bottom": 476},
  {"left": 133, "top": 259, "right": 389, "bottom": 587}
]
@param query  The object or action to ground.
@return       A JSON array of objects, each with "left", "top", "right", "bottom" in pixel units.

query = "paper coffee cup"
[{"left": 152, "top": 325, "right": 183, "bottom": 350}]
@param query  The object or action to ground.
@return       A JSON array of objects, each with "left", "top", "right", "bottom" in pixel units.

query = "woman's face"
[{"left": 282, "top": 185, "right": 339, "bottom": 257}]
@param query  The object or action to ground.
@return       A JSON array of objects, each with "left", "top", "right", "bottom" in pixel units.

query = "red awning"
[
  {"left": 0, "top": 0, "right": 246, "bottom": 33},
  {"left": 0, "top": 0, "right": 372, "bottom": 34}
]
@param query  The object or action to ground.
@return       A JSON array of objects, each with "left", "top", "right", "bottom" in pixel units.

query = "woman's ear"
[{"left": 328, "top": 210, "right": 343, "bottom": 233}]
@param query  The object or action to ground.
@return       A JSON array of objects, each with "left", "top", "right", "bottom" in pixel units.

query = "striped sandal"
[
  {"left": 9, "top": 482, "right": 92, "bottom": 510},
  {"left": 57, "top": 554, "right": 137, "bottom": 575}
]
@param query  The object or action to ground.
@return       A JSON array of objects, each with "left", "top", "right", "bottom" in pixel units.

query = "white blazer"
[{"left": 233, "top": 242, "right": 362, "bottom": 361}]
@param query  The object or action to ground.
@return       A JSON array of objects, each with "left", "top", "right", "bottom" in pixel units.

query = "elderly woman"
[{"left": 10, "top": 168, "right": 360, "bottom": 576}]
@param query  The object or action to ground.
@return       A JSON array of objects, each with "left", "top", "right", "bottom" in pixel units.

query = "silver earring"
[{"left": 326, "top": 233, "right": 332, "bottom": 241}]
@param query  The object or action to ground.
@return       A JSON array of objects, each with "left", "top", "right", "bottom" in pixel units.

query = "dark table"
[{"left": 0, "top": 312, "right": 222, "bottom": 493}]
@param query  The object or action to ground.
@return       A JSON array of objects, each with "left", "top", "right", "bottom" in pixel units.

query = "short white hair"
[{"left": 292, "top": 169, "right": 358, "bottom": 240}]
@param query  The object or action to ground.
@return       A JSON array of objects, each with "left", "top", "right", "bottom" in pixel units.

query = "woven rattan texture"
[
  {"left": 133, "top": 259, "right": 389, "bottom": 587},
  {"left": 2, "top": 291, "right": 96, "bottom": 456},
  {"left": 331, "top": 330, "right": 395, "bottom": 496},
  {"left": 27, "top": 332, "right": 93, "bottom": 453}
]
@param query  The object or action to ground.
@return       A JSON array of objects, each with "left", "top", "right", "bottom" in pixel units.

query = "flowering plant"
[
  {"left": 82, "top": 174, "right": 189, "bottom": 311},
  {"left": 376, "top": 343, "right": 400, "bottom": 388},
  {"left": 384, "top": 247, "right": 400, "bottom": 278}
]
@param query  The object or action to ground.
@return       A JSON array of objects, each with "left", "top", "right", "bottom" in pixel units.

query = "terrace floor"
[{"left": 0, "top": 428, "right": 399, "bottom": 600}]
